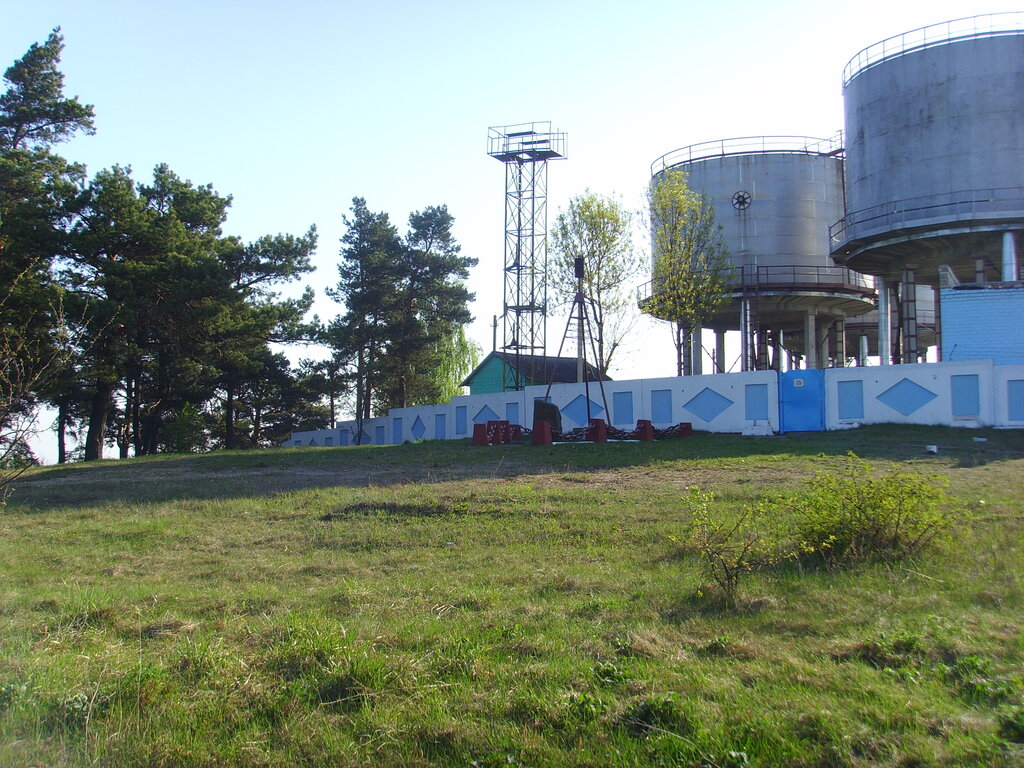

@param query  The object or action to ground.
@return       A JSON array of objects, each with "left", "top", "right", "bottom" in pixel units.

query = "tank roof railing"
[
  {"left": 829, "top": 186, "right": 1024, "bottom": 247},
  {"left": 844, "top": 12, "right": 1024, "bottom": 87},
  {"left": 651, "top": 135, "right": 843, "bottom": 176},
  {"left": 637, "top": 264, "right": 875, "bottom": 306}
]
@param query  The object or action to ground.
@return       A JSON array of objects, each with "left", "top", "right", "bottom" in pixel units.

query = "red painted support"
[
  {"left": 634, "top": 419, "right": 654, "bottom": 441},
  {"left": 587, "top": 418, "right": 608, "bottom": 442},
  {"left": 472, "top": 423, "right": 488, "bottom": 446},
  {"left": 677, "top": 422, "right": 694, "bottom": 436},
  {"left": 531, "top": 420, "right": 553, "bottom": 445}
]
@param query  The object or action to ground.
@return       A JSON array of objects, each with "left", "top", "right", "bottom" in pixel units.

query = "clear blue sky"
[{"left": 4, "top": 1, "right": 1017, "bottom": 460}]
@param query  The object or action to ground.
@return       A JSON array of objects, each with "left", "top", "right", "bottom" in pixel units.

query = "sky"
[{"left": 4, "top": 1, "right": 1019, "bottom": 462}]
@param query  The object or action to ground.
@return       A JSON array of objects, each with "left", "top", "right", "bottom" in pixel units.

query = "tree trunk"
[
  {"left": 56, "top": 398, "right": 67, "bottom": 464},
  {"left": 84, "top": 379, "right": 114, "bottom": 461},
  {"left": 224, "top": 387, "right": 236, "bottom": 450}
]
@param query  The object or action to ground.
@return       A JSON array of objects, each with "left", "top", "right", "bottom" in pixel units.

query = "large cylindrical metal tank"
[
  {"left": 832, "top": 13, "right": 1024, "bottom": 283},
  {"left": 645, "top": 137, "right": 875, "bottom": 371}
]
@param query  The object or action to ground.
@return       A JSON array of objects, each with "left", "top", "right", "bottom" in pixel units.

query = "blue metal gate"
[{"left": 780, "top": 369, "right": 825, "bottom": 432}]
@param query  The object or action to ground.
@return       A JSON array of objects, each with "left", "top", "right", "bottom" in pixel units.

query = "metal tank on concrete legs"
[
  {"left": 831, "top": 13, "right": 1024, "bottom": 364},
  {"left": 642, "top": 136, "right": 876, "bottom": 373}
]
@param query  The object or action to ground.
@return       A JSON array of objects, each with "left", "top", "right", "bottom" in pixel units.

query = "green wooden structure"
[{"left": 461, "top": 352, "right": 610, "bottom": 395}]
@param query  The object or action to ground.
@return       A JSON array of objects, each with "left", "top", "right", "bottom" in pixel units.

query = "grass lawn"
[{"left": 0, "top": 425, "right": 1022, "bottom": 767}]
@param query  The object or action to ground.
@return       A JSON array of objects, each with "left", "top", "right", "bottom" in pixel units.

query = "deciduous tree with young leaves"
[
  {"left": 550, "top": 192, "right": 641, "bottom": 374},
  {"left": 643, "top": 169, "right": 730, "bottom": 376}
]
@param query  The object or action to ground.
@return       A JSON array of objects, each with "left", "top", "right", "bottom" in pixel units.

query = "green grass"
[{"left": 1, "top": 425, "right": 1022, "bottom": 767}]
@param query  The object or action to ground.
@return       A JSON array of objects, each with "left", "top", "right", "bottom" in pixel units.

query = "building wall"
[
  {"left": 467, "top": 356, "right": 506, "bottom": 394},
  {"left": 941, "top": 286, "right": 1024, "bottom": 366}
]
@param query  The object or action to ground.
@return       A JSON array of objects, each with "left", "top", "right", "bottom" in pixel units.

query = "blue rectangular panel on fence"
[
  {"left": 950, "top": 374, "right": 980, "bottom": 417},
  {"left": 651, "top": 389, "right": 672, "bottom": 424},
  {"left": 612, "top": 391, "right": 634, "bottom": 426},
  {"left": 506, "top": 402, "right": 520, "bottom": 426},
  {"left": 392, "top": 417, "right": 402, "bottom": 443},
  {"left": 374, "top": 426, "right": 385, "bottom": 444},
  {"left": 1008, "top": 380, "right": 1024, "bottom": 421},
  {"left": 455, "top": 406, "right": 467, "bottom": 435},
  {"left": 837, "top": 380, "right": 865, "bottom": 419},
  {"left": 434, "top": 413, "right": 446, "bottom": 440},
  {"left": 744, "top": 384, "right": 769, "bottom": 420}
]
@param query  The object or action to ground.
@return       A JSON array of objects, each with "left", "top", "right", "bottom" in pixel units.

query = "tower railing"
[
  {"left": 843, "top": 12, "right": 1024, "bottom": 87},
  {"left": 650, "top": 135, "right": 843, "bottom": 176},
  {"left": 830, "top": 186, "right": 1024, "bottom": 248},
  {"left": 637, "top": 264, "right": 875, "bottom": 308}
]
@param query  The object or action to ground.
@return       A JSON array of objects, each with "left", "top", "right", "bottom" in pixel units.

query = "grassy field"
[{"left": 1, "top": 425, "right": 1022, "bottom": 767}]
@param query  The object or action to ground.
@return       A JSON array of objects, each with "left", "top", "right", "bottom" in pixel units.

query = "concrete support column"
[
  {"left": 975, "top": 258, "right": 987, "bottom": 283},
  {"left": 805, "top": 310, "right": 818, "bottom": 370},
  {"left": 877, "top": 277, "right": 890, "bottom": 366},
  {"left": 835, "top": 318, "right": 847, "bottom": 367},
  {"left": 1004, "top": 231, "right": 1019, "bottom": 282},
  {"left": 901, "top": 267, "right": 918, "bottom": 364},
  {"left": 691, "top": 325, "right": 703, "bottom": 376},
  {"left": 740, "top": 299, "right": 750, "bottom": 372},
  {"left": 858, "top": 334, "right": 869, "bottom": 367},
  {"left": 817, "top": 324, "right": 829, "bottom": 369},
  {"left": 715, "top": 331, "right": 727, "bottom": 373},
  {"left": 756, "top": 329, "right": 769, "bottom": 370},
  {"left": 772, "top": 330, "right": 782, "bottom": 371}
]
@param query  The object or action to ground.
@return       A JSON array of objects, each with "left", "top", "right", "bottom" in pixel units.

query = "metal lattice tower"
[{"left": 487, "top": 122, "right": 566, "bottom": 390}]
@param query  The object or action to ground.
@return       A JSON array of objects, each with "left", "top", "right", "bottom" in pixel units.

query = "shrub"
[
  {"left": 683, "top": 486, "right": 793, "bottom": 606},
  {"left": 684, "top": 455, "right": 965, "bottom": 602},
  {"left": 782, "top": 454, "right": 964, "bottom": 566}
]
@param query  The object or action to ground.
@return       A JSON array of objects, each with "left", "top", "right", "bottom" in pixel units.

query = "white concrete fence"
[{"left": 288, "top": 360, "right": 1024, "bottom": 447}]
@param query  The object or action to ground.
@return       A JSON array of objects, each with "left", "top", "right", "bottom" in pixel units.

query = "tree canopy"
[
  {"left": 327, "top": 198, "right": 477, "bottom": 421},
  {"left": 550, "top": 192, "right": 640, "bottom": 373},
  {"left": 643, "top": 169, "right": 730, "bottom": 376}
]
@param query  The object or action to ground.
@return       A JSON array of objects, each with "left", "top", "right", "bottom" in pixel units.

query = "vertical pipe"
[
  {"left": 877, "top": 277, "right": 890, "bottom": 366},
  {"left": 805, "top": 311, "right": 817, "bottom": 370},
  {"left": 1004, "top": 231, "right": 1019, "bottom": 282},
  {"left": 858, "top": 334, "right": 868, "bottom": 367}
]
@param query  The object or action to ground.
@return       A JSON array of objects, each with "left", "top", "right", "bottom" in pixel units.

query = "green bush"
[
  {"left": 685, "top": 455, "right": 965, "bottom": 603},
  {"left": 683, "top": 486, "right": 791, "bottom": 605},
  {"left": 780, "top": 454, "right": 964, "bottom": 566}
]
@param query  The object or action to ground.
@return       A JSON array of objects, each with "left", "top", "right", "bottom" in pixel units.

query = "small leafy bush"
[
  {"left": 780, "top": 454, "right": 964, "bottom": 565},
  {"left": 683, "top": 486, "right": 791, "bottom": 605},
  {"left": 684, "top": 455, "right": 965, "bottom": 603}
]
